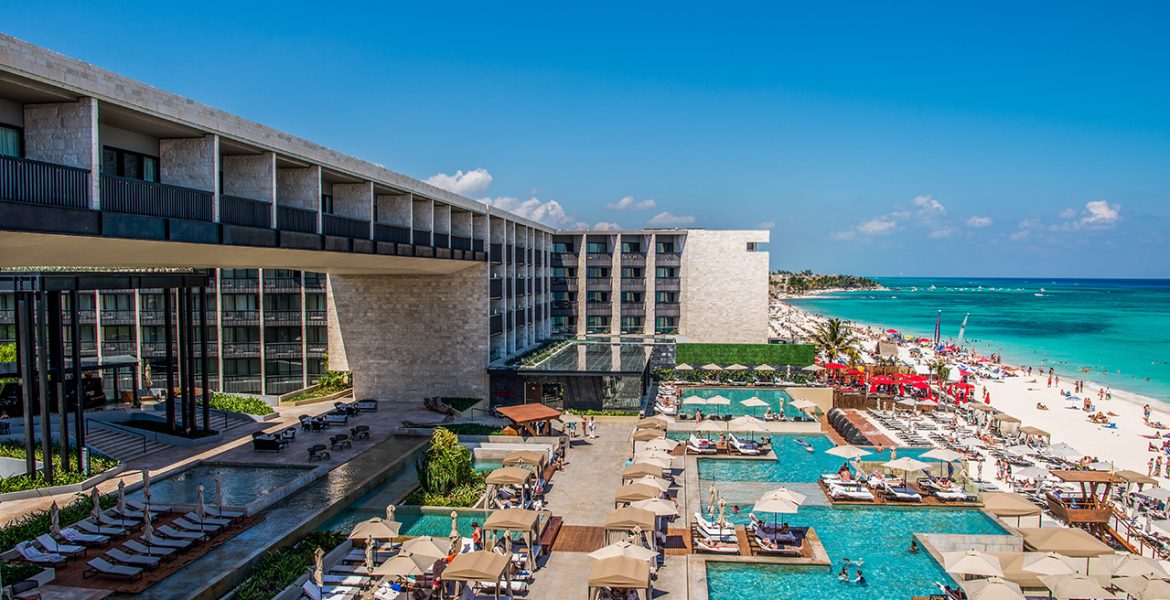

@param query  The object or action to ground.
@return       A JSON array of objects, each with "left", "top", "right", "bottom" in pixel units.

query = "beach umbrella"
[
  {"left": 615, "top": 483, "right": 662, "bottom": 504},
  {"left": 116, "top": 480, "right": 127, "bottom": 515},
  {"left": 1021, "top": 552, "right": 1077, "bottom": 576},
  {"left": 727, "top": 416, "right": 767, "bottom": 432},
  {"left": 49, "top": 502, "right": 60, "bottom": 535},
  {"left": 884, "top": 457, "right": 930, "bottom": 473},
  {"left": 801, "top": 364, "right": 824, "bottom": 373},
  {"left": 725, "top": 364, "right": 748, "bottom": 372},
  {"left": 1040, "top": 574, "right": 1110, "bottom": 600},
  {"left": 90, "top": 487, "right": 102, "bottom": 520},
  {"left": 694, "top": 420, "right": 726, "bottom": 437},
  {"left": 708, "top": 485, "right": 717, "bottom": 509},
  {"left": 1005, "top": 444, "right": 1037, "bottom": 456},
  {"left": 348, "top": 517, "right": 402, "bottom": 541},
  {"left": 740, "top": 397, "right": 769, "bottom": 409},
  {"left": 629, "top": 475, "right": 671, "bottom": 493},
  {"left": 681, "top": 396, "right": 707, "bottom": 406},
  {"left": 761, "top": 487, "right": 807, "bottom": 506},
  {"left": 701, "top": 363, "right": 722, "bottom": 371},
  {"left": 588, "top": 540, "right": 657, "bottom": 563},
  {"left": 1012, "top": 466, "right": 1051, "bottom": 481},
  {"left": 643, "top": 437, "right": 679, "bottom": 452},
  {"left": 196, "top": 483, "right": 206, "bottom": 520},
  {"left": 633, "top": 428, "right": 666, "bottom": 442},
  {"left": 1151, "top": 519, "right": 1170, "bottom": 538},
  {"left": 705, "top": 395, "right": 731, "bottom": 406},
  {"left": 1139, "top": 488, "right": 1170, "bottom": 503},
  {"left": 921, "top": 448, "right": 964, "bottom": 463},
  {"left": 754, "top": 494, "right": 799, "bottom": 531},
  {"left": 942, "top": 550, "right": 1004, "bottom": 577},
  {"left": 312, "top": 547, "right": 325, "bottom": 587},
  {"left": 960, "top": 577, "right": 1024, "bottom": 600},
  {"left": 826, "top": 445, "right": 871, "bottom": 460},
  {"left": 754, "top": 365, "right": 775, "bottom": 372},
  {"left": 630, "top": 498, "right": 679, "bottom": 517},
  {"left": 1107, "top": 554, "right": 1168, "bottom": 578},
  {"left": 401, "top": 536, "right": 448, "bottom": 562},
  {"left": 1113, "top": 574, "right": 1170, "bottom": 600},
  {"left": 214, "top": 472, "right": 224, "bottom": 509},
  {"left": 1046, "top": 443, "right": 1082, "bottom": 460},
  {"left": 142, "top": 503, "right": 154, "bottom": 544},
  {"left": 372, "top": 553, "right": 425, "bottom": 577},
  {"left": 636, "top": 455, "right": 672, "bottom": 470},
  {"left": 674, "top": 364, "right": 693, "bottom": 371}
]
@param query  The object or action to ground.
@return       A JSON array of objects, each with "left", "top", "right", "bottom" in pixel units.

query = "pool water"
[
  {"left": 706, "top": 506, "right": 1007, "bottom": 600},
  {"left": 698, "top": 436, "right": 934, "bottom": 483},
  {"left": 320, "top": 508, "right": 493, "bottom": 538},
  {"left": 674, "top": 387, "right": 800, "bottom": 419},
  {"left": 128, "top": 463, "right": 312, "bottom": 506},
  {"left": 473, "top": 458, "right": 503, "bottom": 472}
]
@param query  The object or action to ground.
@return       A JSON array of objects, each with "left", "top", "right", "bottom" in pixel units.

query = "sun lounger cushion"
[
  {"left": 85, "top": 557, "right": 142, "bottom": 580},
  {"left": 59, "top": 527, "right": 108, "bottom": 546},
  {"left": 37, "top": 534, "right": 85, "bottom": 556},
  {"left": 15, "top": 541, "right": 66, "bottom": 565}
]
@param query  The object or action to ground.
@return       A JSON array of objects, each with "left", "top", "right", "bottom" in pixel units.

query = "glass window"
[
  {"left": 586, "top": 241, "right": 608, "bottom": 254},
  {"left": 585, "top": 316, "right": 610, "bottom": 330},
  {"left": 655, "top": 291, "right": 676, "bottom": 303},
  {"left": 551, "top": 242, "right": 571, "bottom": 253},
  {"left": 655, "top": 241, "right": 675, "bottom": 253},
  {"left": 0, "top": 124, "right": 22, "bottom": 157},
  {"left": 655, "top": 316, "right": 678, "bottom": 333},
  {"left": 655, "top": 267, "right": 678, "bottom": 278},
  {"left": 102, "top": 325, "right": 133, "bottom": 342},
  {"left": 620, "top": 317, "right": 643, "bottom": 331},
  {"left": 621, "top": 292, "right": 642, "bottom": 303},
  {"left": 586, "top": 291, "right": 608, "bottom": 303},
  {"left": 101, "top": 146, "right": 159, "bottom": 181},
  {"left": 305, "top": 293, "right": 326, "bottom": 310},
  {"left": 321, "top": 194, "right": 334, "bottom": 215},
  {"left": 621, "top": 268, "right": 642, "bottom": 279},
  {"left": 101, "top": 294, "right": 133, "bottom": 311},
  {"left": 586, "top": 267, "right": 607, "bottom": 278},
  {"left": 552, "top": 291, "right": 571, "bottom": 302},
  {"left": 620, "top": 242, "right": 641, "bottom": 253}
]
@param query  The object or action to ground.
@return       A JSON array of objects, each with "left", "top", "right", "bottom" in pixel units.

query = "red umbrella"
[
  {"left": 872, "top": 376, "right": 894, "bottom": 385},
  {"left": 823, "top": 363, "right": 847, "bottom": 370},
  {"left": 954, "top": 382, "right": 975, "bottom": 390},
  {"left": 918, "top": 338, "right": 932, "bottom": 344},
  {"left": 845, "top": 369, "right": 865, "bottom": 376},
  {"left": 885, "top": 329, "right": 898, "bottom": 334},
  {"left": 911, "top": 382, "right": 929, "bottom": 389}
]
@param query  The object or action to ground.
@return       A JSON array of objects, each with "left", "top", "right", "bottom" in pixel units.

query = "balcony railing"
[
  {"left": 265, "top": 377, "right": 304, "bottom": 394},
  {"left": 473, "top": 239, "right": 485, "bottom": 252},
  {"left": 139, "top": 309, "right": 165, "bottom": 322},
  {"left": 374, "top": 223, "right": 411, "bottom": 244},
  {"left": 412, "top": 229, "right": 431, "bottom": 245},
  {"left": 140, "top": 341, "right": 173, "bottom": 356},
  {"left": 451, "top": 236, "right": 471, "bottom": 251},
  {"left": 0, "top": 154, "right": 90, "bottom": 208},
  {"left": 221, "top": 310, "right": 260, "bottom": 324},
  {"left": 305, "top": 309, "right": 327, "bottom": 323},
  {"left": 64, "top": 341, "right": 98, "bottom": 355},
  {"left": 100, "top": 309, "right": 136, "bottom": 323},
  {"left": 221, "top": 278, "right": 259, "bottom": 291},
  {"left": 277, "top": 205, "right": 318, "bottom": 233},
  {"left": 433, "top": 233, "right": 449, "bottom": 248},
  {"left": 264, "top": 278, "right": 301, "bottom": 292},
  {"left": 264, "top": 310, "right": 302, "bottom": 324},
  {"left": 322, "top": 214, "right": 370, "bottom": 239},
  {"left": 222, "top": 342, "right": 260, "bottom": 355},
  {"left": 220, "top": 195, "right": 272, "bottom": 228},
  {"left": 101, "top": 340, "right": 136, "bottom": 355},
  {"left": 265, "top": 342, "right": 303, "bottom": 358},
  {"left": 303, "top": 276, "right": 326, "bottom": 290},
  {"left": 0, "top": 309, "right": 12, "bottom": 322},
  {"left": 306, "top": 342, "right": 327, "bottom": 355},
  {"left": 221, "top": 375, "right": 261, "bottom": 394},
  {"left": 100, "top": 175, "right": 213, "bottom": 221}
]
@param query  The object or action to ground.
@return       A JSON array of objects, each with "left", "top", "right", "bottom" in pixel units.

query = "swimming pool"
[
  {"left": 706, "top": 506, "right": 1007, "bottom": 600},
  {"left": 697, "top": 435, "right": 934, "bottom": 483},
  {"left": 320, "top": 507, "right": 494, "bottom": 538},
  {"left": 127, "top": 463, "right": 314, "bottom": 506},
  {"left": 675, "top": 387, "right": 800, "bottom": 419}
]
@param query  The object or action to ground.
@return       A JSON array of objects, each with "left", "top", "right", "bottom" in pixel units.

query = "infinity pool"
[
  {"left": 697, "top": 435, "right": 934, "bottom": 483},
  {"left": 675, "top": 387, "right": 801, "bottom": 419},
  {"left": 707, "top": 506, "right": 1006, "bottom": 600},
  {"left": 127, "top": 463, "right": 313, "bottom": 506}
]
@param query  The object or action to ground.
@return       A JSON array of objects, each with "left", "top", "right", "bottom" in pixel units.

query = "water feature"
[{"left": 127, "top": 463, "right": 314, "bottom": 506}]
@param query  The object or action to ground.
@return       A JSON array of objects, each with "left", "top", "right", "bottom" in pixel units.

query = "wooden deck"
[
  {"left": 819, "top": 480, "right": 983, "bottom": 508},
  {"left": 550, "top": 525, "right": 606, "bottom": 552}
]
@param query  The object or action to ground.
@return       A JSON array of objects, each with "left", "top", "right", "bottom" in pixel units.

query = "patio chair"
[
  {"left": 156, "top": 524, "right": 206, "bottom": 541},
  {"left": 126, "top": 499, "right": 173, "bottom": 514},
  {"left": 355, "top": 398, "right": 379, "bottom": 412},
  {"left": 252, "top": 435, "right": 287, "bottom": 453},
  {"left": 350, "top": 425, "right": 370, "bottom": 441},
  {"left": 123, "top": 539, "right": 177, "bottom": 560},
  {"left": 83, "top": 557, "right": 142, "bottom": 581},
  {"left": 35, "top": 534, "right": 86, "bottom": 557},
  {"left": 106, "top": 548, "right": 160, "bottom": 570},
  {"left": 308, "top": 444, "right": 331, "bottom": 462},
  {"left": 282, "top": 427, "right": 297, "bottom": 442},
  {"left": 74, "top": 519, "right": 126, "bottom": 537},
  {"left": 325, "top": 411, "right": 349, "bottom": 426},
  {"left": 330, "top": 434, "right": 352, "bottom": 451},
  {"left": 300, "top": 415, "right": 314, "bottom": 431}
]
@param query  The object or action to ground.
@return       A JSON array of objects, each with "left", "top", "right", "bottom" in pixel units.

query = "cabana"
[
  {"left": 443, "top": 550, "right": 512, "bottom": 600},
  {"left": 635, "top": 417, "right": 669, "bottom": 430},
  {"left": 495, "top": 403, "right": 563, "bottom": 437},
  {"left": 632, "top": 428, "right": 665, "bottom": 442},
  {"left": 983, "top": 492, "right": 1043, "bottom": 527},
  {"left": 991, "top": 413, "right": 1022, "bottom": 435},
  {"left": 1017, "top": 527, "right": 1114, "bottom": 558},
  {"left": 622, "top": 463, "right": 667, "bottom": 481},
  {"left": 614, "top": 483, "right": 661, "bottom": 507},
  {"left": 479, "top": 466, "right": 536, "bottom": 509},
  {"left": 1018, "top": 426, "right": 1050, "bottom": 444},
  {"left": 603, "top": 507, "right": 656, "bottom": 549},
  {"left": 482, "top": 508, "right": 541, "bottom": 571},
  {"left": 502, "top": 450, "right": 548, "bottom": 474},
  {"left": 587, "top": 555, "right": 652, "bottom": 600}
]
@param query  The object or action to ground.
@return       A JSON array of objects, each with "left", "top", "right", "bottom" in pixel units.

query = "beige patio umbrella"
[
  {"left": 49, "top": 501, "right": 61, "bottom": 535},
  {"left": 142, "top": 502, "right": 154, "bottom": 544},
  {"left": 636, "top": 416, "right": 670, "bottom": 430},
  {"left": 630, "top": 498, "right": 679, "bottom": 518},
  {"left": 754, "top": 365, "right": 775, "bottom": 372},
  {"left": 587, "top": 555, "right": 651, "bottom": 600},
  {"left": 1039, "top": 574, "right": 1110, "bottom": 599},
  {"left": 789, "top": 399, "right": 818, "bottom": 412},
  {"left": 724, "top": 364, "right": 748, "bottom": 372},
  {"left": 348, "top": 516, "right": 402, "bottom": 541},
  {"left": 884, "top": 457, "right": 931, "bottom": 481},
  {"left": 196, "top": 483, "right": 206, "bottom": 520},
  {"left": 142, "top": 469, "right": 151, "bottom": 499},
  {"left": 716, "top": 498, "right": 728, "bottom": 527},
  {"left": 727, "top": 415, "right": 767, "bottom": 432},
  {"left": 704, "top": 395, "right": 731, "bottom": 407},
  {"left": 801, "top": 364, "right": 824, "bottom": 372},
  {"left": 694, "top": 420, "right": 727, "bottom": 437},
  {"left": 960, "top": 577, "right": 1024, "bottom": 600},
  {"left": 701, "top": 363, "right": 722, "bottom": 371},
  {"left": 117, "top": 480, "right": 127, "bottom": 514},
  {"left": 943, "top": 550, "right": 1004, "bottom": 578},
  {"left": 634, "top": 455, "right": 672, "bottom": 470},
  {"left": 1107, "top": 553, "right": 1168, "bottom": 578},
  {"left": 826, "top": 445, "right": 871, "bottom": 460},
  {"left": 643, "top": 437, "right": 678, "bottom": 453},
  {"left": 629, "top": 475, "right": 670, "bottom": 493},
  {"left": 615, "top": 483, "right": 661, "bottom": 504},
  {"left": 364, "top": 535, "right": 374, "bottom": 576},
  {"left": 740, "top": 397, "right": 769, "bottom": 409},
  {"left": 753, "top": 494, "right": 799, "bottom": 531},
  {"left": 1020, "top": 552, "right": 1077, "bottom": 576},
  {"left": 761, "top": 487, "right": 807, "bottom": 506},
  {"left": 588, "top": 540, "right": 657, "bottom": 563},
  {"left": 401, "top": 536, "right": 449, "bottom": 562},
  {"left": 674, "top": 364, "right": 693, "bottom": 371},
  {"left": 921, "top": 448, "right": 964, "bottom": 463},
  {"left": 681, "top": 396, "right": 707, "bottom": 406},
  {"left": 633, "top": 428, "right": 666, "bottom": 442},
  {"left": 1113, "top": 574, "right": 1170, "bottom": 600},
  {"left": 372, "top": 553, "right": 425, "bottom": 577},
  {"left": 623, "top": 463, "right": 666, "bottom": 479},
  {"left": 312, "top": 547, "right": 325, "bottom": 587}
]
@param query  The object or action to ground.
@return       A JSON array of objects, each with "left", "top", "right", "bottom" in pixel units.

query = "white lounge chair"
[
  {"left": 123, "top": 539, "right": 177, "bottom": 559},
  {"left": 84, "top": 557, "right": 142, "bottom": 581},
  {"left": 74, "top": 519, "right": 126, "bottom": 537},
  {"left": 727, "top": 434, "right": 761, "bottom": 455},
  {"left": 143, "top": 534, "right": 193, "bottom": 549},
  {"left": 183, "top": 512, "right": 231, "bottom": 527},
  {"left": 106, "top": 548, "right": 160, "bottom": 570},
  {"left": 301, "top": 580, "right": 357, "bottom": 600},
  {"left": 693, "top": 512, "right": 735, "bottom": 540},
  {"left": 59, "top": 527, "right": 109, "bottom": 546},
  {"left": 827, "top": 482, "right": 875, "bottom": 501},
  {"left": 36, "top": 534, "right": 86, "bottom": 557},
  {"left": 127, "top": 500, "right": 172, "bottom": 514},
  {"left": 15, "top": 541, "right": 66, "bottom": 566},
  {"left": 174, "top": 517, "right": 223, "bottom": 534},
  {"left": 157, "top": 524, "right": 206, "bottom": 541},
  {"left": 655, "top": 402, "right": 677, "bottom": 416},
  {"left": 882, "top": 483, "right": 923, "bottom": 502},
  {"left": 694, "top": 536, "right": 739, "bottom": 554}
]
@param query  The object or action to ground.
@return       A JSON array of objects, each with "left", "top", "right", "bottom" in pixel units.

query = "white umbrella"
[
  {"left": 630, "top": 475, "right": 671, "bottom": 493},
  {"left": 588, "top": 541, "right": 657, "bottom": 563},
  {"left": 643, "top": 438, "right": 679, "bottom": 453},
  {"left": 1138, "top": 488, "right": 1170, "bottom": 503},
  {"left": 630, "top": 498, "right": 680, "bottom": 517},
  {"left": 1107, "top": 554, "right": 1168, "bottom": 578},
  {"left": 790, "top": 399, "right": 818, "bottom": 412},
  {"left": 943, "top": 550, "right": 1004, "bottom": 577},
  {"left": 754, "top": 494, "right": 799, "bottom": 531},
  {"left": 674, "top": 364, "right": 694, "bottom": 371},
  {"left": 681, "top": 396, "right": 707, "bottom": 406},
  {"left": 725, "top": 364, "right": 748, "bottom": 372},
  {"left": 740, "top": 397, "right": 769, "bottom": 408},
  {"left": 921, "top": 448, "right": 964, "bottom": 463},
  {"left": 761, "top": 487, "right": 807, "bottom": 505},
  {"left": 1113, "top": 574, "right": 1170, "bottom": 600},
  {"left": 959, "top": 437, "right": 985, "bottom": 449},
  {"left": 961, "top": 577, "right": 1024, "bottom": 600},
  {"left": 695, "top": 420, "right": 727, "bottom": 434},
  {"left": 802, "top": 364, "right": 825, "bottom": 372},
  {"left": 701, "top": 363, "right": 723, "bottom": 371},
  {"left": 636, "top": 455, "right": 672, "bottom": 470},
  {"left": 1021, "top": 552, "right": 1077, "bottom": 576},
  {"left": 884, "top": 457, "right": 930, "bottom": 473},
  {"left": 705, "top": 395, "right": 731, "bottom": 406},
  {"left": 727, "top": 416, "right": 767, "bottom": 432},
  {"left": 348, "top": 517, "right": 402, "bottom": 541},
  {"left": 1040, "top": 574, "right": 1110, "bottom": 600},
  {"left": 1012, "top": 466, "right": 1051, "bottom": 481},
  {"left": 826, "top": 445, "right": 871, "bottom": 460},
  {"left": 754, "top": 365, "right": 775, "bottom": 372}
]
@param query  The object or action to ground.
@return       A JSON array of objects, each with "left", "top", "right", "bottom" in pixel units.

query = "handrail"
[{"left": 85, "top": 418, "right": 147, "bottom": 456}]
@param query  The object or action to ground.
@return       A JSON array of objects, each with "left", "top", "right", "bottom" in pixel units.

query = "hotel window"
[
  {"left": 101, "top": 146, "right": 158, "bottom": 182},
  {"left": 223, "top": 358, "right": 260, "bottom": 377},
  {"left": 655, "top": 316, "right": 678, "bottom": 334},
  {"left": 586, "top": 291, "right": 609, "bottom": 304},
  {"left": 585, "top": 315, "right": 610, "bottom": 331},
  {"left": 655, "top": 291, "right": 677, "bottom": 304},
  {"left": 552, "top": 291, "right": 571, "bottom": 302},
  {"left": 551, "top": 242, "right": 571, "bottom": 253},
  {"left": 221, "top": 294, "right": 258, "bottom": 311},
  {"left": 0, "top": 324, "right": 15, "bottom": 343},
  {"left": 655, "top": 241, "right": 675, "bottom": 253},
  {"left": 655, "top": 267, "right": 678, "bottom": 279},
  {"left": 223, "top": 327, "right": 260, "bottom": 343},
  {"left": 586, "top": 241, "right": 608, "bottom": 254},
  {"left": 321, "top": 193, "right": 334, "bottom": 215},
  {"left": 305, "top": 293, "right": 327, "bottom": 311},
  {"left": 621, "top": 267, "right": 642, "bottom": 279},
  {"left": 620, "top": 241, "right": 641, "bottom": 253},
  {"left": 621, "top": 292, "right": 642, "bottom": 304},
  {"left": 586, "top": 267, "right": 608, "bottom": 278},
  {"left": 101, "top": 294, "right": 133, "bottom": 312},
  {"left": 620, "top": 316, "right": 644, "bottom": 332},
  {"left": 0, "top": 124, "right": 22, "bottom": 157},
  {"left": 102, "top": 325, "right": 133, "bottom": 342}
]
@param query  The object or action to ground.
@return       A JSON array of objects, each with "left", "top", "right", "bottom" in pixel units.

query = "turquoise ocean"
[{"left": 787, "top": 278, "right": 1170, "bottom": 403}]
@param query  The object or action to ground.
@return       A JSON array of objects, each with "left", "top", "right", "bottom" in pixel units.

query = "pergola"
[
  {"left": 479, "top": 466, "right": 535, "bottom": 509},
  {"left": 603, "top": 507, "right": 656, "bottom": 549},
  {"left": 1018, "top": 425, "right": 1050, "bottom": 443},
  {"left": 614, "top": 483, "right": 660, "bottom": 507},
  {"left": 587, "top": 555, "right": 652, "bottom": 600},
  {"left": 0, "top": 270, "right": 211, "bottom": 485},
  {"left": 502, "top": 450, "right": 548, "bottom": 474},
  {"left": 482, "top": 508, "right": 541, "bottom": 571},
  {"left": 442, "top": 550, "right": 511, "bottom": 600},
  {"left": 991, "top": 413, "right": 1022, "bottom": 435},
  {"left": 496, "top": 403, "right": 563, "bottom": 437}
]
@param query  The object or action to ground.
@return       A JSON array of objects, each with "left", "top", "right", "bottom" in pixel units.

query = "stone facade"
[
  {"left": 160, "top": 135, "right": 217, "bottom": 192},
  {"left": 23, "top": 98, "right": 99, "bottom": 207},
  {"left": 221, "top": 152, "right": 276, "bottom": 202},
  {"left": 332, "top": 182, "right": 373, "bottom": 221},
  {"left": 679, "top": 229, "right": 770, "bottom": 343},
  {"left": 327, "top": 264, "right": 490, "bottom": 401},
  {"left": 276, "top": 165, "right": 321, "bottom": 211}
]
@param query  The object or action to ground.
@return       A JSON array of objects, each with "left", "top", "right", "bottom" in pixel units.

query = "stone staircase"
[{"left": 84, "top": 426, "right": 170, "bottom": 462}]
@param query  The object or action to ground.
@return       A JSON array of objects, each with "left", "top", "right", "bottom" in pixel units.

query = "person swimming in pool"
[
  {"left": 838, "top": 566, "right": 849, "bottom": 581},
  {"left": 843, "top": 557, "right": 864, "bottom": 567},
  {"left": 853, "top": 570, "right": 866, "bottom": 584},
  {"left": 909, "top": 540, "right": 919, "bottom": 553}
]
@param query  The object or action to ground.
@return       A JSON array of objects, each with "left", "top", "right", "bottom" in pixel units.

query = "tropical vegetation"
[
  {"left": 0, "top": 342, "right": 14, "bottom": 383},
  {"left": 284, "top": 354, "right": 352, "bottom": 402},
  {"left": 434, "top": 424, "right": 505, "bottom": 436},
  {"left": 0, "top": 491, "right": 116, "bottom": 551},
  {"left": 231, "top": 531, "right": 347, "bottom": 600},
  {"left": 770, "top": 271, "right": 880, "bottom": 295},
  {"left": 809, "top": 318, "right": 862, "bottom": 364},
  {"left": 203, "top": 392, "right": 273, "bottom": 416},
  {"left": 0, "top": 442, "right": 119, "bottom": 493},
  {"left": 406, "top": 428, "right": 487, "bottom": 507}
]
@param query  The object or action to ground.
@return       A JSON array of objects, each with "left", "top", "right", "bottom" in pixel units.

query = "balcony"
[
  {"left": 265, "top": 342, "right": 303, "bottom": 358},
  {"left": 101, "top": 340, "right": 136, "bottom": 355},
  {"left": 655, "top": 302, "right": 681, "bottom": 317},
  {"left": 452, "top": 236, "right": 472, "bottom": 251},
  {"left": 322, "top": 214, "right": 370, "bottom": 239},
  {"left": 221, "top": 375, "right": 261, "bottom": 394},
  {"left": 620, "top": 304, "right": 646, "bottom": 316},
  {"left": 306, "top": 342, "right": 327, "bottom": 356},
  {"left": 0, "top": 154, "right": 90, "bottom": 209},
  {"left": 620, "top": 253, "right": 646, "bottom": 266},
  {"left": 655, "top": 326, "right": 679, "bottom": 335},
  {"left": 221, "top": 310, "right": 260, "bottom": 325},
  {"left": 585, "top": 303, "right": 612, "bottom": 316},
  {"left": 620, "top": 279, "right": 646, "bottom": 291},
  {"left": 490, "top": 314, "right": 503, "bottom": 336},
  {"left": 100, "top": 309, "right": 136, "bottom": 324},
  {"left": 64, "top": 341, "right": 98, "bottom": 355},
  {"left": 305, "top": 309, "right": 327, "bottom": 323},
  {"left": 303, "top": 277, "right": 326, "bottom": 291},
  {"left": 489, "top": 279, "right": 503, "bottom": 299},
  {"left": 655, "top": 278, "right": 681, "bottom": 292},
  {"left": 140, "top": 341, "right": 173, "bottom": 356},
  {"left": 221, "top": 341, "right": 260, "bottom": 356},
  {"left": 264, "top": 310, "right": 302, "bottom": 325},
  {"left": 655, "top": 253, "right": 682, "bottom": 267},
  {"left": 586, "top": 253, "right": 612, "bottom": 264},
  {"left": 277, "top": 205, "right": 318, "bottom": 234},
  {"left": 263, "top": 278, "right": 301, "bottom": 293},
  {"left": 139, "top": 308, "right": 165, "bottom": 323},
  {"left": 100, "top": 175, "right": 213, "bottom": 221},
  {"left": 374, "top": 223, "right": 411, "bottom": 244},
  {"left": 220, "top": 278, "right": 259, "bottom": 292},
  {"left": 490, "top": 243, "right": 504, "bottom": 263},
  {"left": 585, "top": 277, "right": 612, "bottom": 291},
  {"left": 220, "top": 195, "right": 272, "bottom": 228}
]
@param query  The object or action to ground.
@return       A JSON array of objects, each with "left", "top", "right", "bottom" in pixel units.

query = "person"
[
  {"left": 471, "top": 521, "right": 483, "bottom": 550},
  {"left": 853, "top": 570, "right": 866, "bottom": 584},
  {"left": 568, "top": 420, "right": 577, "bottom": 437},
  {"left": 838, "top": 566, "right": 849, "bottom": 581},
  {"left": 909, "top": 539, "right": 919, "bottom": 553},
  {"left": 731, "top": 504, "right": 740, "bottom": 514},
  {"left": 624, "top": 455, "right": 633, "bottom": 467},
  {"left": 843, "top": 557, "right": 864, "bottom": 566},
  {"left": 590, "top": 417, "right": 598, "bottom": 439}
]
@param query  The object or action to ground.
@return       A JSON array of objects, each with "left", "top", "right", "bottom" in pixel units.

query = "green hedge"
[
  {"left": 440, "top": 397, "right": 482, "bottom": 413},
  {"left": 0, "top": 442, "right": 119, "bottom": 493},
  {"left": 676, "top": 343, "right": 815, "bottom": 367},
  {"left": 206, "top": 392, "right": 273, "bottom": 416},
  {"left": 232, "top": 531, "right": 347, "bottom": 600},
  {"left": 0, "top": 492, "right": 117, "bottom": 551}
]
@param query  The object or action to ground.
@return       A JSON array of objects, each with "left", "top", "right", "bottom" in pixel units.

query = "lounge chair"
[
  {"left": 123, "top": 539, "right": 177, "bottom": 560},
  {"left": 127, "top": 499, "right": 172, "bottom": 514},
  {"left": 183, "top": 512, "right": 231, "bottom": 527},
  {"left": 59, "top": 527, "right": 109, "bottom": 546},
  {"left": 753, "top": 535, "right": 802, "bottom": 556},
  {"left": 110, "top": 507, "right": 146, "bottom": 520},
  {"left": 882, "top": 483, "right": 923, "bottom": 502},
  {"left": 173, "top": 517, "right": 223, "bottom": 534},
  {"left": 36, "top": 534, "right": 86, "bottom": 557},
  {"left": 98, "top": 513, "right": 140, "bottom": 530},
  {"left": 324, "top": 574, "right": 371, "bottom": 586},
  {"left": 728, "top": 434, "right": 761, "bottom": 456},
  {"left": 827, "top": 482, "right": 875, "bottom": 502},
  {"left": 14, "top": 541, "right": 67, "bottom": 566},
  {"left": 301, "top": 580, "right": 357, "bottom": 600},
  {"left": 932, "top": 488, "right": 971, "bottom": 502},
  {"left": 695, "top": 536, "right": 739, "bottom": 554},
  {"left": 654, "top": 402, "right": 676, "bottom": 416},
  {"left": 693, "top": 513, "right": 736, "bottom": 540},
  {"left": 157, "top": 524, "right": 206, "bottom": 541},
  {"left": 205, "top": 505, "right": 246, "bottom": 520},
  {"left": 686, "top": 435, "right": 717, "bottom": 454},
  {"left": 477, "top": 580, "right": 529, "bottom": 594},
  {"left": 83, "top": 557, "right": 142, "bottom": 581},
  {"left": 142, "top": 534, "right": 193, "bottom": 549},
  {"left": 106, "top": 548, "right": 161, "bottom": 570},
  {"left": 74, "top": 519, "right": 125, "bottom": 537}
]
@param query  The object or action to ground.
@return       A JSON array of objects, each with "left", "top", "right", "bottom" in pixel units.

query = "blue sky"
[{"left": 5, "top": 1, "right": 1169, "bottom": 277}]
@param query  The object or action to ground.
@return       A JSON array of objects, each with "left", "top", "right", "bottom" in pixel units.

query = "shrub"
[
  {"left": 205, "top": 393, "right": 273, "bottom": 416},
  {"left": 432, "top": 424, "right": 504, "bottom": 436},
  {"left": 506, "top": 338, "right": 572, "bottom": 367},
  {"left": 570, "top": 409, "right": 640, "bottom": 416},
  {"left": 407, "top": 428, "right": 486, "bottom": 507},
  {"left": 0, "top": 492, "right": 117, "bottom": 551},
  {"left": 232, "top": 531, "right": 347, "bottom": 600},
  {"left": 675, "top": 343, "right": 815, "bottom": 367},
  {"left": 0, "top": 442, "right": 119, "bottom": 493},
  {"left": 0, "top": 561, "right": 42, "bottom": 585}
]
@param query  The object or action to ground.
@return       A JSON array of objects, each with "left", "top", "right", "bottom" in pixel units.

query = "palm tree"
[
  {"left": 810, "top": 318, "right": 861, "bottom": 364},
  {"left": 931, "top": 361, "right": 950, "bottom": 386}
]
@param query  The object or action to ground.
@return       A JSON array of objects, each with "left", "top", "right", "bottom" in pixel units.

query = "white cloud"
[
  {"left": 605, "top": 195, "right": 656, "bottom": 211},
  {"left": 424, "top": 168, "right": 493, "bottom": 196},
  {"left": 928, "top": 227, "right": 955, "bottom": 239},
  {"left": 758, "top": 219, "right": 777, "bottom": 229},
  {"left": 829, "top": 230, "right": 857, "bottom": 241},
  {"left": 966, "top": 216, "right": 993, "bottom": 228},
  {"left": 1081, "top": 200, "right": 1120, "bottom": 225},
  {"left": 482, "top": 196, "right": 571, "bottom": 227},
  {"left": 592, "top": 221, "right": 622, "bottom": 231},
  {"left": 912, "top": 195, "right": 946, "bottom": 214},
  {"left": 647, "top": 211, "right": 696, "bottom": 226},
  {"left": 857, "top": 217, "right": 898, "bottom": 234},
  {"left": 1059, "top": 208, "right": 1078, "bottom": 219}
]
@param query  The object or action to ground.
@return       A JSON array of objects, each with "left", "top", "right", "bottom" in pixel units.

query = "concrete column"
[
  {"left": 327, "top": 264, "right": 490, "bottom": 400},
  {"left": 646, "top": 235, "right": 658, "bottom": 336},
  {"left": 160, "top": 134, "right": 219, "bottom": 220},
  {"left": 23, "top": 97, "right": 100, "bottom": 208},
  {"left": 610, "top": 234, "right": 621, "bottom": 336},
  {"left": 575, "top": 234, "right": 586, "bottom": 336}
]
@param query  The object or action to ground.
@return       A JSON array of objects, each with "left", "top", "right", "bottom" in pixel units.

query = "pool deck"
[{"left": 817, "top": 480, "right": 985, "bottom": 508}]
